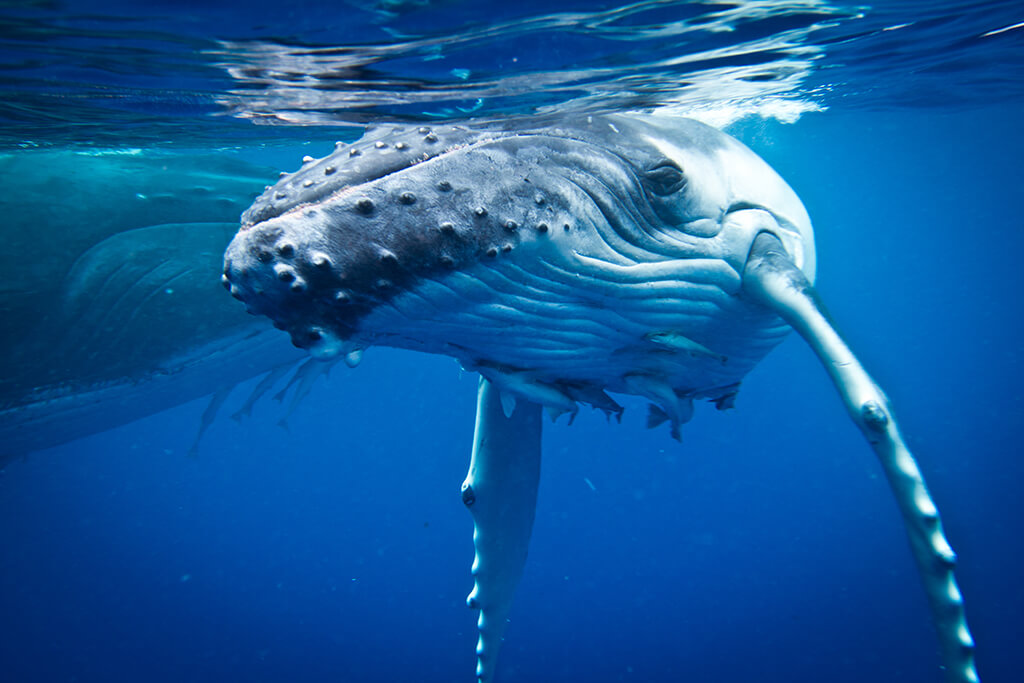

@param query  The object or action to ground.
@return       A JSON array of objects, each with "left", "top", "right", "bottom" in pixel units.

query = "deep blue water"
[{"left": 1, "top": 2, "right": 1023, "bottom": 682}]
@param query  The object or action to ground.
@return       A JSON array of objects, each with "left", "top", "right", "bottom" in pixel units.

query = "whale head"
[{"left": 223, "top": 115, "right": 813, "bottom": 426}]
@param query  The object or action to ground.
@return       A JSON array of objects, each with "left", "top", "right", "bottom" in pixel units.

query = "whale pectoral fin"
[
  {"left": 462, "top": 377, "right": 543, "bottom": 682},
  {"left": 742, "top": 233, "right": 979, "bottom": 683}
]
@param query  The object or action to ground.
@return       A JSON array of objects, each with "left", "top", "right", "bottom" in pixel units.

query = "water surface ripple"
[{"left": 0, "top": 0, "right": 1021, "bottom": 147}]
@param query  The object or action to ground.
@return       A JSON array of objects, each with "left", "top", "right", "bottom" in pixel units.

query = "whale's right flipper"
[{"left": 742, "top": 232, "right": 979, "bottom": 683}]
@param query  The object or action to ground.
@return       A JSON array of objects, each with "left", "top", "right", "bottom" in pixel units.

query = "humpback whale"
[
  {"left": 223, "top": 114, "right": 979, "bottom": 683},
  {"left": 0, "top": 151, "right": 305, "bottom": 463}
]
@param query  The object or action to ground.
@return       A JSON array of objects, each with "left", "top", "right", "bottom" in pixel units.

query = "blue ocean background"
[{"left": 1, "top": 1, "right": 1022, "bottom": 682}]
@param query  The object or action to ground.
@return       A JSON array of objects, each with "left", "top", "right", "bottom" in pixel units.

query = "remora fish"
[{"left": 223, "top": 115, "right": 978, "bottom": 683}]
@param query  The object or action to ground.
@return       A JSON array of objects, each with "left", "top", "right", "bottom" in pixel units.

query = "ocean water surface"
[{"left": 0, "top": 1, "right": 1022, "bottom": 682}]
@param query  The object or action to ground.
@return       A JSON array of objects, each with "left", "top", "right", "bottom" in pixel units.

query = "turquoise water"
[{"left": 1, "top": 2, "right": 1022, "bottom": 682}]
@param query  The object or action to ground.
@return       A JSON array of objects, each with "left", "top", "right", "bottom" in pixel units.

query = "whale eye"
[{"left": 642, "top": 160, "right": 686, "bottom": 196}]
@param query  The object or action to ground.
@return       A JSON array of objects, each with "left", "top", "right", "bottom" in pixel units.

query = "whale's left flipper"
[
  {"left": 462, "top": 378, "right": 543, "bottom": 682},
  {"left": 742, "top": 232, "right": 979, "bottom": 683}
]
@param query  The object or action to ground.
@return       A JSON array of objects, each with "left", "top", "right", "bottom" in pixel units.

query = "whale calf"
[{"left": 223, "top": 114, "right": 978, "bottom": 683}]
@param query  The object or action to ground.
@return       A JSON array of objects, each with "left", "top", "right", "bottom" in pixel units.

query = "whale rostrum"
[{"left": 223, "top": 114, "right": 978, "bottom": 683}]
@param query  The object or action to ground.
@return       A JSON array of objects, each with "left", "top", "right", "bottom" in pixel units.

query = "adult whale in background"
[
  {"left": 224, "top": 114, "right": 980, "bottom": 683},
  {"left": 0, "top": 151, "right": 303, "bottom": 463}
]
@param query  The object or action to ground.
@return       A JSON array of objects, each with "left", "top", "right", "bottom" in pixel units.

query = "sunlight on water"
[
  {"left": 210, "top": 0, "right": 849, "bottom": 128},
  {"left": 1, "top": 0, "right": 1022, "bottom": 146},
  {"left": 669, "top": 96, "right": 823, "bottom": 127}
]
